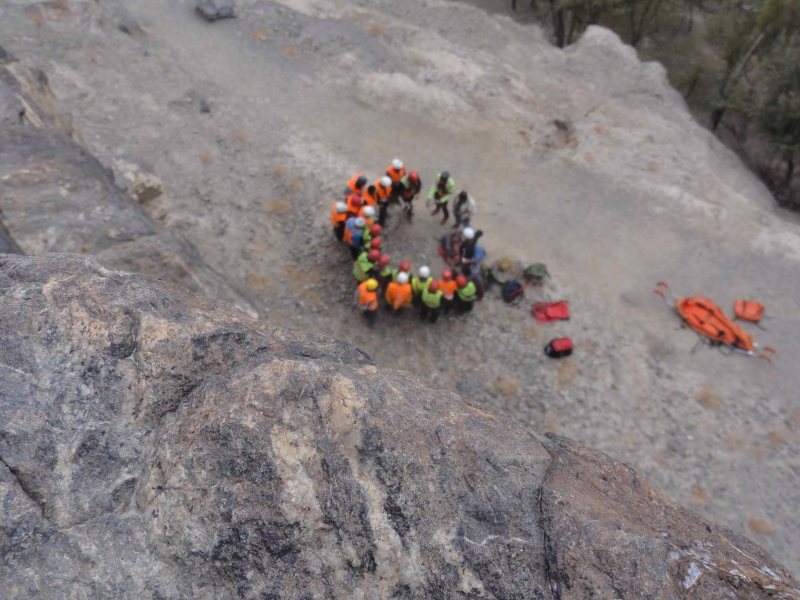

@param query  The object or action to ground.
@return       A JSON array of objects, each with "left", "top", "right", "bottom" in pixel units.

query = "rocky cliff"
[{"left": 1, "top": 253, "right": 796, "bottom": 599}]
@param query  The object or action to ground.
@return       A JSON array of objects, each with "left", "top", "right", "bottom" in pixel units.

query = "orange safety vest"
[
  {"left": 362, "top": 188, "right": 378, "bottom": 207},
  {"left": 440, "top": 280, "right": 458, "bottom": 300},
  {"left": 346, "top": 193, "right": 364, "bottom": 215},
  {"left": 385, "top": 282, "right": 412, "bottom": 309},
  {"left": 346, "top": 173, "right": 366, "bottom": 196},
  {"left": 385, "top": 166, "right": 406, "bottom": 184},
  {"left": 331, "top": 202, "right": 348, "bottom": 226},
  {"left": 357, "top": 205, "right": 374, "bottom": 225},
  {"left": 375, "top": 181, "right": 391, "bottom": 201},
  {"left": 357, "top": 281, "right": 378, "bottom": 311}
]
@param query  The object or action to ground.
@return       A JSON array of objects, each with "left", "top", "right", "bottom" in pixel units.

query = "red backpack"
[
  {"left": 545, "top": 338, "right": 573, "bottom": 358},
  {"left": 532, "top": 301, "right": 570, "bottom": 323}
]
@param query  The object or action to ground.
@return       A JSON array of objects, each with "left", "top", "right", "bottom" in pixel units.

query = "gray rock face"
[
  {"left": 0, "top": 216, "right": 22, "bottom": 254},
  {"left": 1, "top": 254, "right": 796, "bottom": 599},
  {"left": 196, "top": 0, "right": 236, "bottom": 22}
]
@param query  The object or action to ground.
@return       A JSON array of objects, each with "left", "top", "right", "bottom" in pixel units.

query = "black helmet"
[
  {"left": 356, "top": 175, "right": 367, "bottom": 187},
  {"left": 440, "top": 171, "right": 449, "bottom": 181}
]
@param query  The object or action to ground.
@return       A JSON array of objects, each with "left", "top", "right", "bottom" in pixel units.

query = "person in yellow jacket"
[
  {"left": 456, "top": 274, "right": 477, "bottom": 314},
  {"left": 420, "top": 279, "right": 443, "bottom": 323},
  {"left": 355, "top": 278, "right": 379, "bottom": 328},
  {"left": 411, "top": 266, "right": 432, "bottom": 308},
  {"left": 353, "top": 249, "right": 380, "bottom": 282},
  {"left": 385, "top": 271, "right": 412, "bottom": 312}
]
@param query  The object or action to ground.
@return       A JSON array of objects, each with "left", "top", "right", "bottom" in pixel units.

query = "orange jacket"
[
  {"left": 346, "top": 193, "right": 364, "bottom": 215},
  {"left": 362, "top": 187, "right": 378, "bottom": 207},
  {"left": 357, "top": 281, "right": 378, "bottom": 311},
  {"left": 346, "top": 173, "right": 366, "bottom": 196},
  {"left": 331, "top": 202, "right": 348, "bottom": 226},
  {"left": 357, "top": 205, "right": 374, "bottom": 225},
  {"left": 440, "top": 280, "right": 458, "bottom": 300},
  {"left": 375, "top": 180, "right": 391, "bottom": 201},
  {"left": 385, "top": 166, "right": 406, "bottom": 184},
  {"left": 385, "top": 282, "right": 412, "bottom": 310}
]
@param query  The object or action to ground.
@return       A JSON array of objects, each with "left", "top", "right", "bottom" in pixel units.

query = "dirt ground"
[{"left": 2, "top": 0, "right": 799, "bottom": 574}]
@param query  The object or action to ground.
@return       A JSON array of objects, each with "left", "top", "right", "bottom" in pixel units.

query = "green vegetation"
[{"left": 514, "top": 0, "right": 800, "bottom": 208}]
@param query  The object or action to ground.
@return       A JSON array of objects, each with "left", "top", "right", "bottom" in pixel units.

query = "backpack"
[
  {"left": 502, "top": 280, "right": 526, "bottom": 303},
  {"left": 733, "top": 300, "right": 765, "bottom": 323},
  {"left": 545, "top": 338, "right": 573, "bottom": 358},
  {"left": 523, "top": 263, "right": 550, "bottom": 285},
  {"left": 532, "top": 301, "right": 570, "bottom": 323}
]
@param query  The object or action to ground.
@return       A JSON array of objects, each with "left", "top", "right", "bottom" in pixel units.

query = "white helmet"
[
  {"left": 392, "top": 158, "right": 403, "bottom": 170},
  {"left": 463, "top": 227, "right": 475, "bottom": 240},
  {"left": 397, "top": 272, "right": 409, "bottom": 284},
  {"left": 354, "top": 217, "right": 366, "bottom": 229},
  {"left": 419, "top": 266, "right": 430, "bottom": 278},
  {"left": 380, "top": 176, "right": 392, "bottom": 188},
  {"left": 335, "top": 202, "right": 347, "bottom": 214},
  {"left": 362, "top": 206, "right": 375, "bottom": 218}
]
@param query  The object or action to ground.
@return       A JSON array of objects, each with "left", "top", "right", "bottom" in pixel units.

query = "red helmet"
[
  {"left": 409, "top": 171, "right": 419, "bottom": 183},
  {"left": 456, "top": 275, "right": 468, "bottom": 288},
  {"left": 368, "top": 249, "right": 381, "bottom": 261},
  {"left": 379, "top": 254, "right": 390, "bottom": 267},
  {"left": 428, "top": 280, "right": 440, "bottom": 293},
  {"left": 441, "top": 269, "right": 452, "bottom": 282},
  {"left": 370, "top": 224, "right": 382, "bottom": 237},
  {"left": 370, "top": 238, "right": 382, "bottom": 250},
  {"left": 399, "top": 261, "right": 411, "bottom": 272},
  {"left": 348, "top": 194, "right": 363, "bottom": 207}
]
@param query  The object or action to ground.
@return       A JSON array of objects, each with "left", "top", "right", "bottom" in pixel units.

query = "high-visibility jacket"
[
  {"left": 353, "top": 252, "right": 377, "bottom": 282},
  {"left": 357, "top": 205, "right": 374, "bottom": 225},
  {"left": 440, "top": 280, "right": 458, "bottom": 301},
  {"left": 385, "top": 282, "right": 412, "bottom": 310},
  {"left": 386, "top": 165, "right": 406, "bottom": 184},
  {"left": 345, "top": 173, "right": 366, "bottom": 197},
  {"left": 375, "top": 180, "right": 391, "bottom": 202},
  {"left": 356, "top": 281, "right": 378, "bottom": 311},
  {"left": 398, "top": 175, "right": 420, "bottom": 200},
  {"left": 331, "top": 202, "right": 348, "bottom": 226},
  {"left": 428, "top": 174, "right": 455, "bottom": 204},
  {"left": 422, "top": 287, "right": 443, "bottom": 309},
  {"left": 411, "top": 276, "right": 432, "bottom": 297},
  {"left": 457, "top": 281, "right": 477, "bottom": 303},
  {"left": 390, "top": 268, "right": 409, "bottom": 282},
  {"left": 363, "top": 187, "right": 378, "bottom": 207},
  {"left": 343, "top": 219, "right": 363, "bottom": 248},
  {"left": 378, "top": 265, "right": 392, "bottom": 279},
  {"left": 346, "top": 193, "right": 363, "bottom": 215}
]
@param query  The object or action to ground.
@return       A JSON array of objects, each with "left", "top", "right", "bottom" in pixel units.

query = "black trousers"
[
  {"left": 457, "top": 299, "right": 474, "bottom": 314},
  {"left": 378, "top": 202, "right": 389, "bottom": 226},
  {"left": 420, "top": 304, "right": 441, "bottom": 323},
  {"left": 363, "top": 309, "right": 377, "bottom": 328},
  {"left": 334, "top": 224, "right": 345, "bottom": 241},
  {"left": 431, "top": 201, "right": 449, "bottom": 221},
  {"left": 349, "top": 245, "right": 361, "bottom": 260}
]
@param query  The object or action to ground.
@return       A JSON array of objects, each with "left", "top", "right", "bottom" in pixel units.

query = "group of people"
[{"left": 329, "top": 158, "right": 484, "bottom": 327}]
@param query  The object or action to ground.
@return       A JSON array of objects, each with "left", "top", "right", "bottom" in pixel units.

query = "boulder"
[
  {"left": 195, "top": 0, "right": 236, "bottom": 22},
  {"left": 0, "top": 253, "right": 796, "bottom": 599}
]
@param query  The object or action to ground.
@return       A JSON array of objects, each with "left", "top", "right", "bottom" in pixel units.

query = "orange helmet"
[
  {"left": 442, "top": 269, "right": 452, "bottom": 282},
  {"left": 456, "top": 275, "right": 468, "bottom": 288},
  {"left": 379, "top": 254, "right": 390, "bottom": 267},
  {"left": 429, "top": 280, "right": 440, "bottom": 293},
  {"left": 399, "top": 261, "right": 411, "bottom": 272},
  {"left": 370, "top": 224, "right": 382, "bottom": 237},
  {"left": 368, "top": 249, "right": 381, "bottom": 261},
  {"left": 370, "top": 238, "right": 382, "bottom": 250}
]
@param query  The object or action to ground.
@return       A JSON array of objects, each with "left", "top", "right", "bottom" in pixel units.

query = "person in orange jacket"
[
  {"left": 385, "top": 271, "right": 412, "bottom": 313},
  {"left": 346, "top": 193, "right": 364, "bottom": 218},
  {"left": 439, "top": 269, "right": 458, "bottom": 315},
  {"left": 358, "top": 204, "right": 376, "bottom": 225},
  {"left": 355, "top": 278, "right": 379, "bottom": 328},
  {"left": 362, "top": 184, "right": 379, "bottom": 207},
  {"left": 375, "top": 176, "right": 393, "bottom": 226},
  {"left": 331, "top": 201, "right": 348, "bottom": 241},
  {"left": 345, "top": 174, "right": 368, "bottom": 198},
  {"left": 385, "top": 159, "right": 406, "bottom": 184}
]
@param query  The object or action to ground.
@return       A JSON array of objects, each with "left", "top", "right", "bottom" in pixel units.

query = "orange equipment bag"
[
  {"left": 734, "top": 300, "right": 765, "bottom": 323},
  {"left": 676, "top": 296, "right": 755, "bottom": 352}
]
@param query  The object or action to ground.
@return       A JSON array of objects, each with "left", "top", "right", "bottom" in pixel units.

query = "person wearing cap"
[
  {"left": 345, "top": 173, "right": 368, "bottom": 198},
  {"left": 330, "top": 201, "right": 348, "bottom": 241},
  {"left": 375, "top": 176, "right": 394, "bottom": 226},
  {"left": 455, "top": 274, "right": 477, "bottom": 314},
  {"left": 429, "top": 171, "right": 455, "bottom": 224},
  {"left": 439, "top": 269, "right": 458, "bottom": 315},
  {"left": 395, "top": 171, "right": 421, "bottom": 223},
  {"left": 411, "top": 266, "right": 432, "bottom": 308},
  {"left": 420, "top": 280, "right": 444, "bottom": 323},
  {"left": 385, "top": 271, "right": 412, "bottom": 312},
  {"left": 355, "top": 278, "right": 380, "bottom": 328},
  {"left": 453, "top": 191, "right": 477, "bottom": 229},
  {"left": 385, "top": 159, "right": 406, "bottom": 184},
  {"left": 343, "top": 217, "right": 367, "bottom": 259},
  {"left": 353, "top": 249, "right": 381, "bottom": 283}
]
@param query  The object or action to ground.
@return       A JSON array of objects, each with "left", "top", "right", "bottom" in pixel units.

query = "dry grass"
[
  {"left": 498, "top": 379, "right": 519, "bottom": 396},
  {"left": 247, "top": 274, "right": 270, "bottom": 295},
  {"left": 646, "top": 161, "right": 659, "bottom": 173},
  {"left": 369, "top": 24, "right": 385, "bottom": 36},
  {"left": 199, "top": 151, "right": 211, "bottom": 164},
  {"left": 290, "top": 179, "right": 305, "bottom": 190},
  {"left": 595, "top": 124, "right": 607, "bottom": 134},
  {"left": 518, "top": 130, "right": 532, "bottom": 147},
  {"left": 159, "top": 60, "right": 172, "bottom": 73},
  {"left": 251, "top": 244, "right": 267, "bottom": 257},
  {"left": 748, "top": 518, "right": 775, "bottom": 535},
  {"left": 524, "top": 324, "right": 541, "bottom": 342},
  {"left": 768, "top": 430, "right": 786, "bottom": 447},
  {"left": 695, "top": 386, "right": 723, "bottom": 411},
  {"left": 262, "top": 198, "right": 291, "bottom": 215},
  {"left": 751, "top": 443, "right": 765, "bottom": 460},
  {"left": 786, "top": 409, "right": 800, "bottom": 432},
  {"left": 557, "top": 359, "right": 578, "bottom": 390},
  {"left": 725, "top": 435, "right": 742, "bottom": 450},
  {"left": 252, "top": 30, "right": 268, "bottom": 41},
  {"left": 274, "top": 166, "right": 286, "bottom": 178},
  {"left": 689, "top": 486, "right": 710, "bottom": 505},
  {"left": 236, "top": 130, "right": 248, "bottom": 143},
  {"left": 544, "top": 418, "right": 559, "bottom": 434},
  {"left": 284, "top": 46, "right": 295, "bottom": 57},
  {"left": 25, "top": 7, "right": 45, "bottom": 27},
  {"left": 584, "top": 153, "right": 595, "bottom": 163}
]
